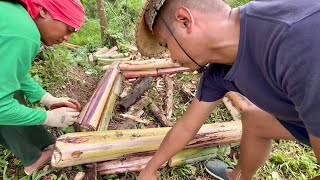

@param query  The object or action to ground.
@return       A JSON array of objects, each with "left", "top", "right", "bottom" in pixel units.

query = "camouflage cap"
[{"left": 135, "top": 0, "right": 167, "bottom": 57}]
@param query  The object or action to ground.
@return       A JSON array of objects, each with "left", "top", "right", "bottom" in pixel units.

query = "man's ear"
[
  {"left": 38, "top": 6, "right": 50, "bottom": 18},
  {"left": 175, "top": 6, "right": 194, "bottom": 34}
]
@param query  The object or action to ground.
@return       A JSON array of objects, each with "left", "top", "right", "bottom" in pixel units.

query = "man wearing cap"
[
  {"left": 136, "top": 0, "right": 320, "bottom": 179},
  {"left": 0, "top": 0, "right": 85, "bottom": 175}
]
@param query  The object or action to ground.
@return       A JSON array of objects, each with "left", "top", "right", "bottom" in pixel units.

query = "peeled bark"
[{"left": 51, "top": 121, "right": 241, "bottom": 167}]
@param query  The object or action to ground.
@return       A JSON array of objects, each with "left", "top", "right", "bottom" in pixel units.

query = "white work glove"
[
  {"left": 43, "top": 107, "right": 80, "bottom": 128},
  {"left": 40, "top": 93, "right": 81, "bottom": 110}
]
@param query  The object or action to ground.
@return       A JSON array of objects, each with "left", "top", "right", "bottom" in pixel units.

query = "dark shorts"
[{"left": 277, "top": 119, "right": 311, "bottom": 146}]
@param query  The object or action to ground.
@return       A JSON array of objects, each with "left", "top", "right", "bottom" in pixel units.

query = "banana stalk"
[
  {"left": 52, "top": 121, "right": 241, "bottom": 167},
  {"left": 78, "top": 62, "right": 120, "bottom": 131},
  {"left": 169, "top": 145, "right": 230, "bottom": 167},
  {"left": 98, "top": 75, "right": 123, "bottom": 131},
  {"left": 98, "top": 154, "right": 167, "bottom": 175}
]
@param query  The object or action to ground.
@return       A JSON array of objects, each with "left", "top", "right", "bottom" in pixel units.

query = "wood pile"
[{"left": 51, "top": 45, "right": 251, "bottom": 176}]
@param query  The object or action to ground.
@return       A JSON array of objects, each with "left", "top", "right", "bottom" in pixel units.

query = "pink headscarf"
[{"left": 20, "top": 0, "right": 85, "bottom": 30}]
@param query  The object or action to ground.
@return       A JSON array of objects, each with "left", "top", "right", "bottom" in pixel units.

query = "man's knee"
[{"left": 240, "top": 107, "right": 272, "bottom": 135}]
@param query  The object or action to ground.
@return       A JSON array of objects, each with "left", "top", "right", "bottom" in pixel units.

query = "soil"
[{"left": 47, "top": 66, "right": 100, "bottom": 107}]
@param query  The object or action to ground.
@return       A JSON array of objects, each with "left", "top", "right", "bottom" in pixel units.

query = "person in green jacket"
[{"left": 0, "top": 0, "right": 85, "bottom": 175}]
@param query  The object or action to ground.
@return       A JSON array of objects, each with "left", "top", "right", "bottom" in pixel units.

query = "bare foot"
[{"left": 24, "top": 150, "right": 53, "bottom": 175}]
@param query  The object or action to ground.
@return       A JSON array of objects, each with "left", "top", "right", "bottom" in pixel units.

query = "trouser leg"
[{"left": 0, "top": 91, "right": 55, "bottom": 166}]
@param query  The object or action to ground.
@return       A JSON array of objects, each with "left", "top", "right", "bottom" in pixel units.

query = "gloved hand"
[
  {"left": 43, "top": 107, "right": 80, "bottom": 128},
  {"left": 40, "top": 93, "right": 81, "bottom": 110}
]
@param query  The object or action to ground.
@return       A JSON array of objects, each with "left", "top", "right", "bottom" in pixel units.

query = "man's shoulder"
[
  {"left": 0, "top": 2, "right": 40, "bottom": 43},
  {"left": 242, "top": 0, "right": 320, "bottom": 25}
]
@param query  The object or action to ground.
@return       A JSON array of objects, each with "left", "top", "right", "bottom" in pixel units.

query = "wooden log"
[
  {"left": 181, "top": 84, "right": 195, "bottom": 99},
  {"left": 222, "top": 97, "right": 241, "bottom": 121},
  {"left": 51, "top": 121, "right": 241, "bottom": 167},
  {"left": 123, "top": 67, "right": 190, "bottom": 79},
  {"left": 116, "top": 75, "right": 152, "bottom": 112},
  {"left": 79, "top": 62, "right": 120, "bottom": 131},
  {"left": 98, "top": 155, "right": 167, "bottom": 175},
  {"left": 119, "top": 114, "right": 150, "bottom": 124},
  {"left": 169, "top": 145, "right": 230, "bottom": 167},
  {"left": 149, "top": 102, "right": 173, "bottom": 127},
  {"left": 98, "top": 75, "right": 123, "bottom": 131},
  {"left": 127, "top": 97, "right": 148, "bottom": 116},
  {"left": 164, "top": 76, "right": 174, "bottom": 119},
  {"left": 225, "top": 91, "right": 252, "bottom": 112}
]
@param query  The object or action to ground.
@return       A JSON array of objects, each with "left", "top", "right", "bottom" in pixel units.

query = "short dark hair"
[{"left": 156, "top": 0, "right": 229, "bottom": 30}]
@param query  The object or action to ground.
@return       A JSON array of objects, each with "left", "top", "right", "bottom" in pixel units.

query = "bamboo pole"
[
  {"left": 78, "top": 62, "right": 120, "bottom": 131},
  {"left": 98, "top": 155, "right": 167, "bottom": 175},
  {"left": 222, "top": 97, "right": 241, "bottom": 121},
  {"left": 52, "top": 121, "right": 241, "bottom": 167},
  {"left": 98, "top": 75, "right": 123, "bottom": 131},
  {"left": 123, "top": 67, "right": 190, "bottom": 79},
  {"left": 168, "top": 145, "right": 230, "bottom": 167}
]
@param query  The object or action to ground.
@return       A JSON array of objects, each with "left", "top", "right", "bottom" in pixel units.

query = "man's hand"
[
  {"left": 43, "top": 107, "right": 80, "bottom": 128},
  {"left": 138, "top": 168, "right": 158, "bottom": 180},
  {"left": 40, "top": 93, "right": 81, "bottom": 110}
]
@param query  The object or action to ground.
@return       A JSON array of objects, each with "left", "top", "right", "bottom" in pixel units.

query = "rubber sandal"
[{"left": 204, "top": 159, "right": 234, "bottom": 180}]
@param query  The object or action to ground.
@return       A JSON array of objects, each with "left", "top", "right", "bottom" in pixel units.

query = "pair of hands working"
[{"left": 40, "top": 93, "right": 81, "bottom": 128}]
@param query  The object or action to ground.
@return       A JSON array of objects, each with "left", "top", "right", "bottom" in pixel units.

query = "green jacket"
[{"left": 0, "top": 2, "right": 47, "bottom": 125}]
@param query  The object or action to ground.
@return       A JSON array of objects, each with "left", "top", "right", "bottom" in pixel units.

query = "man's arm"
[
  {"left": 310, "top": 135, "right": 320, "bottom": 180},
  {"left": 139, "top": 98, "right": 221, "bottom": 179},
  {"left": 310, "top": 134, "right": 320, "bottom": 164},
  {"left": 20, "top": 74, "right": 47, "bottom": 103}
]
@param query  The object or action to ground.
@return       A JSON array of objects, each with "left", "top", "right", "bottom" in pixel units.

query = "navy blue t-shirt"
[{"left": 196, "top": 0, "right": 320, "bottom": 138}]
